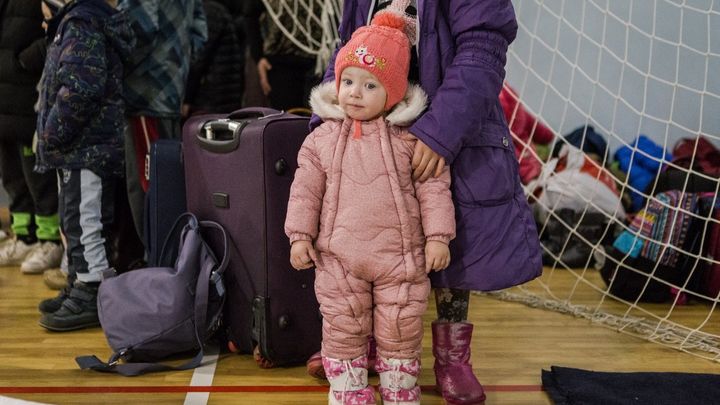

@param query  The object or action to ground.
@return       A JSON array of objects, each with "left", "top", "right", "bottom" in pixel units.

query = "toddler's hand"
[
  {"left": 425, "top": 240, "right": 450, "bottom": 273},
  {"left": 290, "top": 240, "right": 318, "bottom": 270}
]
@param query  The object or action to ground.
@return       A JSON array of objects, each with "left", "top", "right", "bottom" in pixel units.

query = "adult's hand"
[
  {"left": 411, "top": 134, "right": 446, "bottom": 182},
  {"left": 257, "top": 57, "right": 273, "bottom": 96}
]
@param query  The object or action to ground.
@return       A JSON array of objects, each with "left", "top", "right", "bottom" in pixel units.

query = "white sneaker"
[
  {"left": 60, "top": 251, "right": 68, "bottom": 274},
  {"left": 0, "top": 238, "right": 35, "bottom": 266},
  {"left": 21, "top": 241, "right": 64, "bottom": 274}
]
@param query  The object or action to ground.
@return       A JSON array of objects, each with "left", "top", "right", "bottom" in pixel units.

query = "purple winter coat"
[{"left": 321, "top": 0, "right": 542, "bottom": 291}]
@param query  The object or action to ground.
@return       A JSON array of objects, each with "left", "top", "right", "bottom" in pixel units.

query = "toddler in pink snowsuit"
[{"left": 285, "top": 10, "right": 455, "bottom": 405}]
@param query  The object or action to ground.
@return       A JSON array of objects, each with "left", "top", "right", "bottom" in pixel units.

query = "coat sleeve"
[
  {"left": 284, "top": 127, "right": 329, "bottom": 244},
  {"left": 190, "top": 0, "right": 208, "bottom": 60},
  {"left": 409, "top": 0, "right": 517, "bottom": 164},
  {"left": 414, "top": 166, "right": 456, "bottom": 244},
  {"left": 309, "top": 43, "right": 341, "bottom": 131},
  {"left": 185, "top": 4, "right": 225, "bottom": 105},
  {"left": 17, "top": 38, "right": 47, "bottom": 75},
  {"left": 243, "top": 0, "right": 265, "bottom": 62},
  {"left": 44, "top": 19, "right": 107, "bottom": 148}
]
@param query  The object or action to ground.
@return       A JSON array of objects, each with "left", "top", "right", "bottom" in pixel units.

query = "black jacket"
[
  {"left": 185, "top": 0, "right": 245, "bottom": 113},
  {"left": 0, "top": 0, "right": 46, "bottom": 142}
]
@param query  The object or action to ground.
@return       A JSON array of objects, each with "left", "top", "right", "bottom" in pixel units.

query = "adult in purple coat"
[{"left": 311, "top": 0, "right": 542, "bottom": 403}]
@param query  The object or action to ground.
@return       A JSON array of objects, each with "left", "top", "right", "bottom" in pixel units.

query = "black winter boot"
[{"left": 39, "top": 281, "right": 99, "bottom": 331}]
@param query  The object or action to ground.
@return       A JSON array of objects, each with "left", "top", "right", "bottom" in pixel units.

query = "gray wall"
[{"left": 505, "top": 0, "right": 720, "bottom": 152}]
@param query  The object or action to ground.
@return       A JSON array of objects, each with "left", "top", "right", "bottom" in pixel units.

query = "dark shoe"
[
  {"left": 253, "top": 345, "right": 275, "bottom": 368},
  {"left": 39, "top": 281, "right": 99, "bottom": 332},
  {"left": 38, "top": 287, "right": 71, "bottom": 313},
  {"left": 306, "top": 350, "right": 324, "bottom": 379},
  {"left": 432, "top": 321, "right": 486, "bottom": 405}
]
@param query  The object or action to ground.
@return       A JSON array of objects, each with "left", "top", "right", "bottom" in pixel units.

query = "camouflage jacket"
[{"left": 36, "top": 0, "right": 134, "bottom": 178}]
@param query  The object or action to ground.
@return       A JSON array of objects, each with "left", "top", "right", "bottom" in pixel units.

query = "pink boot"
[
  {"left": 432, "top": 321, "right": 486, "bottom": 405},
  {"left": 323, "top": 355, "right": 376, "bottom": 405},
  {"left": 308, "top": 336, "right": 378, "bottom": 379},
  {"left": 375, "top": 356, "right": 421, "bottom": 405}
]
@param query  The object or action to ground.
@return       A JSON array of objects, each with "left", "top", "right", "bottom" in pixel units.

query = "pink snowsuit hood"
[{"left": 309, "top": 81, "right": 428, "bottom": 126}]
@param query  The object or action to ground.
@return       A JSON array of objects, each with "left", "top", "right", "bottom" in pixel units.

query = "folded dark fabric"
[{"left": 542, "top": 366, "right": 720, "bottom": 405}]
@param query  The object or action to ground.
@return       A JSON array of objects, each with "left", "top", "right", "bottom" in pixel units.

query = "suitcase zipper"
[{"left": 141, "top": 116, "right": 151, "bottom": 182}]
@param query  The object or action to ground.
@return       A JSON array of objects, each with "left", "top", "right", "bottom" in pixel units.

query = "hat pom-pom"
[{"left": 371, "top": 11, "right": 405, "bottom": 31}]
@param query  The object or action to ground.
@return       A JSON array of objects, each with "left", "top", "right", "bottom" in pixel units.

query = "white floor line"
[
  {"left": 0, "top": 397, "right": 50, "bottom": 405},
  {"left": 183, "top": 344, "right": 220, "bottom": 405}
]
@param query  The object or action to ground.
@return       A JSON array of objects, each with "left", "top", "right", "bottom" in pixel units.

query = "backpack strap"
[
  {"left": 76, "top": 215, "right": 229, "bottom": 376},
  {"left": 76, "top": 344, "right": 206, "bottom": 376}
]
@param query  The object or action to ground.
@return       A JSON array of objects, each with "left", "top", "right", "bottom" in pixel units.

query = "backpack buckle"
[
  {"left": 210, "top": 271, "right": 225, "bottom": 297},
  {"left": 108, "top": 349, "right": 129, "bottom": 367}
]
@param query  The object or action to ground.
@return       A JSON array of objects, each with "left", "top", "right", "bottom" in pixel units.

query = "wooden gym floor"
[{"left": 2, "top": 262, "right": 720, "bottom": 405}]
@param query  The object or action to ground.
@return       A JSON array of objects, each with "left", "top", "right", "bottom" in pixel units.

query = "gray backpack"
[{"left": 76, "top": 213, "right": 228, "bottom": 376}]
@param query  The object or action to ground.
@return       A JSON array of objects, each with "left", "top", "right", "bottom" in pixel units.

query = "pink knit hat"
[{"left": 335, "top": 12, "right": 411, "bottom": 111}]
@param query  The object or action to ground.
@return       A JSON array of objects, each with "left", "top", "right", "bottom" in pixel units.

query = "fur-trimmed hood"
[{"left": 309, "top": 81, "right": 427, "bottom": 127}]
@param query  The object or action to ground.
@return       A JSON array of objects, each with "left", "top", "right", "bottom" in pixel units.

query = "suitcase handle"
[
  {"left": 196, "top": 119, "right": 249, "bottom": 153},
  {"left": 228, "top": 107, "right": 282, "bottom": 120}
]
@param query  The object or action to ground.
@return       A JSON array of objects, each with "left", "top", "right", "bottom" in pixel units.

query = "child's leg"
[
  {"left": 38, "top": 191, "right": 72, "bottom": 313},
  {"left": 435, "top": 287, "right": 470, "bottom": 322},
  {"left": 39, "top": 169, "right": 116, "bottom": 332},
  {"left": 374, "top": 356, "right": 421, "bottom": 405},
  {"left": 315, "top": 254, "right": 375, "bottom": 404},
  {"left": 322, "top": 355, "right": 376, "bottom": 405},
  {"left": 0, "top": 139, "right": 37, "bottom": 265},
  {"left": 372, "top": 272, "right": 429, "bottom": 405},
  {"left": 60, "top": 169, "right": 116, "bottom": 284},
  {"left": 433, "top": 288, "right": 486, "bottom": 405},
  {"left": 18, "top": 140, "right": 62, "bottom": 274}
]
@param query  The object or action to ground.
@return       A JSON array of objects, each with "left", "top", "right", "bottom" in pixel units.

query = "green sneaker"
[{"left": 39, "top": 281, "right": 99, "bottom": 332}]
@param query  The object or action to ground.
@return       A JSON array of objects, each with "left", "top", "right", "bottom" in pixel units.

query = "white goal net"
[
  {"left": 502, "top": 0, "right": 720, "bottom": 362},
  {"left": 260, "top": 0, "right": 343, "bottom": 73},
  {"left": 263, "top": 0, "right": 720, "bottom": 361}
]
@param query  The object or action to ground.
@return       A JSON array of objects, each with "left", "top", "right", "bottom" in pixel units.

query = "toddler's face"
[{"left": 338, "top": 67, "right": 387, "bottom": 121}]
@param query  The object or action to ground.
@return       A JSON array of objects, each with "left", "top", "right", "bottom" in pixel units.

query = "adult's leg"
[{"left": 433, "top": 288, "right": 485, "bottom": 405}]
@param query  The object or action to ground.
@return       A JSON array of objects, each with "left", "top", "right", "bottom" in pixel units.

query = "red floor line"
[{"left": 0, "top": 385, "right": 543, "bottom": 394}]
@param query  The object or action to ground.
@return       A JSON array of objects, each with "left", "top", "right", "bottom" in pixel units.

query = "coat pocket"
[{"left": 452, "top": 120, "right": 516, "bottom": 206}]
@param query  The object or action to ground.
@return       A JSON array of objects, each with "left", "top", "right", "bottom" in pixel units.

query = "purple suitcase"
[{"left": 183, "top": 108, "right": 321, "bottom": 366}]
